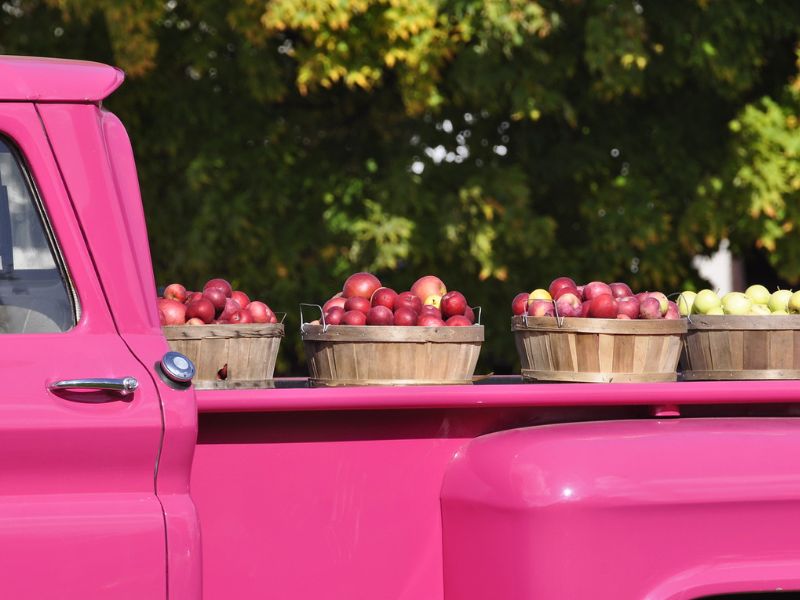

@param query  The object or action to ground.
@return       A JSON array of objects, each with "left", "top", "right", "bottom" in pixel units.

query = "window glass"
[{"left": 0, "top": 138, "right": 75, "bottom": 332}]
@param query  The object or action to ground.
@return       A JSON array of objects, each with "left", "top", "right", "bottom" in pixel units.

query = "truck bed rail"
[{"left": 195, "top": 377, "right": 800, "bottom": 413}]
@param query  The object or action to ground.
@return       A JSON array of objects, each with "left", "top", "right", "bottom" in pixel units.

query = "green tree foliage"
[{"left": 2, "top": 0, "right": 800, "bottom": 373}]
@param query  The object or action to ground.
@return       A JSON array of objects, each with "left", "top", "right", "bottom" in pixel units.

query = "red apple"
[
  {"left": 528, "top": 299, "right": 555, "bottom": 317},
  {"left": 164, "top": 283, "right": 187, "bottom": 303},
  {"left": 186, "top": 317, "right": 205, "bottom": 326},
  {"left": 343, "top": 272, "right": 382, "bottom": 299},
  {"left": 202, "top": 288, "right": 227, "bottom": 314},
  {"left": 411, "top": 275, "right": 447, "bottom": 303},
  {"left": 548, "top": 277, "right": 577, "bottom": 299},
  {"left": 393, "top": 307, "right": 418, "bottom": 326},
  {"left": 158, "top": 309, "right": 166, "bottom": 326},
  {"left": 580, "top": 300, "right": 592, "bottom": 317},
  {"left": 231, "top": 290, "right": 250, "bottom": 308},
  {"left": 512, "top": 292, "right": 529, "bottom": 316},
  {"left": 417, "top": 314, "right": 446, "bottom": 327},
  {"left": 616, "top": 314, "right": 632, "bottom": 319},
  {"left": 246, "top": 301, "right": 273, "bottom": 324},
  {"left": 616, "top": 296, "right": 640, "bottom": 319},
  {"left": 584, "top": 281, "right": 613, "bottom": 301},
  {"left": 219, "top": 298, "right": 242, "bottom": 321},
  {"left": 186, "top": 291, "right": 203, "bottom": 304},
  {"left": 588, "top": 294, "right": 617, "bottom": 318},
  {"left": 203, "top": 278, "right": 232, "bottom": 298},
  {"left": 325, "top": 306, "right": 345, "bottom": 325},
  {"left": 446, "top": 315, "right": 472, "bottom": 326},
  {"left": 323, "top": 296, "right": 347, "bottom": 313},
  {"left": 344, "top": 296, "right": 371, "bottom": 313},
  {"left": 553, "top": 286, "right": 580, "bottom": 301},
  {"left": 464, "top": 306, "right": 476, "bottom": 324},
  {"left": 556, "top": 291, "right": 581, "bottom": 310},
  {"left": 371, "top": 287, "right": 398, "bottom": 310},
  {"left": 555, "top": 299, "right": 581, "bottom": 317},
  {"left": 441, "top": 291, "right": 467, "bottom": 318},
  {"left": 639, "top": 297, "right": 663, "bottom": 319},
  {"left": 395, "top": 291, "right": 423, "bottom": 314},
  {"left": 230, "top": 310, "right": 253, "bottom": 324},
  {"left": 665, "top": 301, "right": 680, "bottom": 320},
  {"left": 366, "top": 305, "right": 394, "bottom": 325},
  {"left": 635, "top": 291, "right": 649, "bottom": 304},
  {"left": 609, "top": 282, "right": 633, "bottom": 299},
  {"left": 342, "top": 310, "right": 367, "bottom": 325},
  {"left": 647, "top": 292, "right": 669, "bottom": 315},
  {"left": 157, "top": 298, "right": 186, "bottom": 325},
  {"left": 576, "top": 285, "right": 585, "bottom": 300},
  {"left": 186, "top": 297, "right": 215, "bottom": 323},
  {"left": 419, "top": 305, "right": 442, "bottom": 319}
]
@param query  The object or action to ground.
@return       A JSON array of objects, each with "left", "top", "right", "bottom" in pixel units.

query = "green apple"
[
  {"left": 790, "top": 291, "right": 800, "bottom": 314},
  {"left": 706, "top": 306, "right": 725, "bottom": 315},
  {"left": 772, "top": 309, "right": 790, "bottom": 315},
  {"left": 722, "top": 292, "right": 752, "bottom": 315},
  {"left": 693, "top": 289, "right": 721, "bottom": 314},
  {"left": 749, "top": 304, "right": 771, "bottom": 316},
  {"left": 768, "top": 289, "right": 793, "bottom": 313},
  {"left": 677, "top": 291, "right": 696, "bottom": 316},
  {"left": 745, "top": 284, "right": 770, "bottom": 305}
]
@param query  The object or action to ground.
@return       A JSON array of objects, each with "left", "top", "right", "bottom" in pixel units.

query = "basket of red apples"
[
  {"left": 301, "top": 272, "right": 483, "bottom": 386},
  {"left": 158, "top": 278, "right": 284, "bottom": 389},
  {"left": 511, "top": 278, "right": 687, "bottom": 383}
]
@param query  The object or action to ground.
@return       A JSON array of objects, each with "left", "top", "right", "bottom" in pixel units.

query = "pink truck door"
[{"left": 0, "top": 104, "right": 168, "bottom": 598}]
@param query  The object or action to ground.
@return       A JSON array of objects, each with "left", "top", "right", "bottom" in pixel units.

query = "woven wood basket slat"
[
  {"left": 512, "top": 315, "right": 686, "bottom": 383},
  {"left": 680, "top": 315, "right": 800, "bottom": 380},
  {"left": 163, "top": 323, "right": 284, "bottom": 389},
  {"left": 302, "top": 324, "right": 484, "bottom": 387}
]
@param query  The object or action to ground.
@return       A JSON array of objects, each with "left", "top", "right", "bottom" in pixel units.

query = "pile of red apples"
[
  {"left": 316, "top": 273, "right": 477, "bottom": 327},
  {"left": 512, "top": 277, "right": 681, "bottom": 320},
  {"left": 158, "top": 278, "right": 278, "bottom": 326}
]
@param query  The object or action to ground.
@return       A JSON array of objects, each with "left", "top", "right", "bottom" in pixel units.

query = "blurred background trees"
[{"left": 2, "top": 0, "right": 800, "bottom": 373}]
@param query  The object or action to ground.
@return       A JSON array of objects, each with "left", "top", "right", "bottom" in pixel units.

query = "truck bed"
[{"left": 190, "top": 379, "right": 800, "bottom": 599}]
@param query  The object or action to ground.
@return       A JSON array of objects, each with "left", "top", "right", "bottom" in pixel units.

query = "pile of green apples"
[{"left": 678, "top": 285, "right": 800, "bottom": 316}]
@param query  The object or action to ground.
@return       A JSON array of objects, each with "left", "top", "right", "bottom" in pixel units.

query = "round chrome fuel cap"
[{"left": 160, "top": 351, "right": 196, "bottom": 384}]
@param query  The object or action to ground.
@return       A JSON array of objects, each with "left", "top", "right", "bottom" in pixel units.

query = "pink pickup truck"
[{"left": 2, "top": 55, "right": 800, "bottom": 600}]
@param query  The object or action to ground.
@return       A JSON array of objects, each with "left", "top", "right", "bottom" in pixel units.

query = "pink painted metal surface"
[
  {"left": 0, "top": 103, "right": 167, "bottom": 597},
  {"left": 38, "top": 103, "right": 162, "bottom": 335},
  {"left": 441, "top": 418, "right": 800, "bottom": 599},
  {"left": 191, "top": 408, "right": 528, "bottom": 600},
  {"left": 196, "top": 378, "right": 800, "bottom": 413},
  {"left": 40, "top": 102, "right": 201, "bottom": 598},
  {"left": 0, "top": 55, "right": 123, "bottom": 102}
]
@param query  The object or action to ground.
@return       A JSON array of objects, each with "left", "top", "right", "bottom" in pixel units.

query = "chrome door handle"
[{"left": 49, "top": 377, "right": 139, "bottom": 396}]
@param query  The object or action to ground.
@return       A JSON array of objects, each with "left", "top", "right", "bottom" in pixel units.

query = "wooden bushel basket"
[
  {"left": 512, "top": 315, "right": 687, "bottom": 383},
  {"left": 301, "top": 324, "right": 484, "bottom": 386},
  {"left": 681, "top": 315, "right": 800, "bottom": 380},
  {"left": 163, "top": 323, "right": 284, "bottom": 389}
]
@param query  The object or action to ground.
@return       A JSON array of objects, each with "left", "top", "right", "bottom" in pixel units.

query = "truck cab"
[{"left": 2, "top": 55, "right": 800, "bottom": 600}]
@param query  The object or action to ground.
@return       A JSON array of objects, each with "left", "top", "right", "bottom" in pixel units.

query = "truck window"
[{"left": 0, "top": 137, "right": 76, "bottom": 333}]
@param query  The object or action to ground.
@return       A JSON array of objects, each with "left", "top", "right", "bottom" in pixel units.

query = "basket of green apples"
[{"left": 679, "top": 285, "right": 800, "bottom": 380}]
